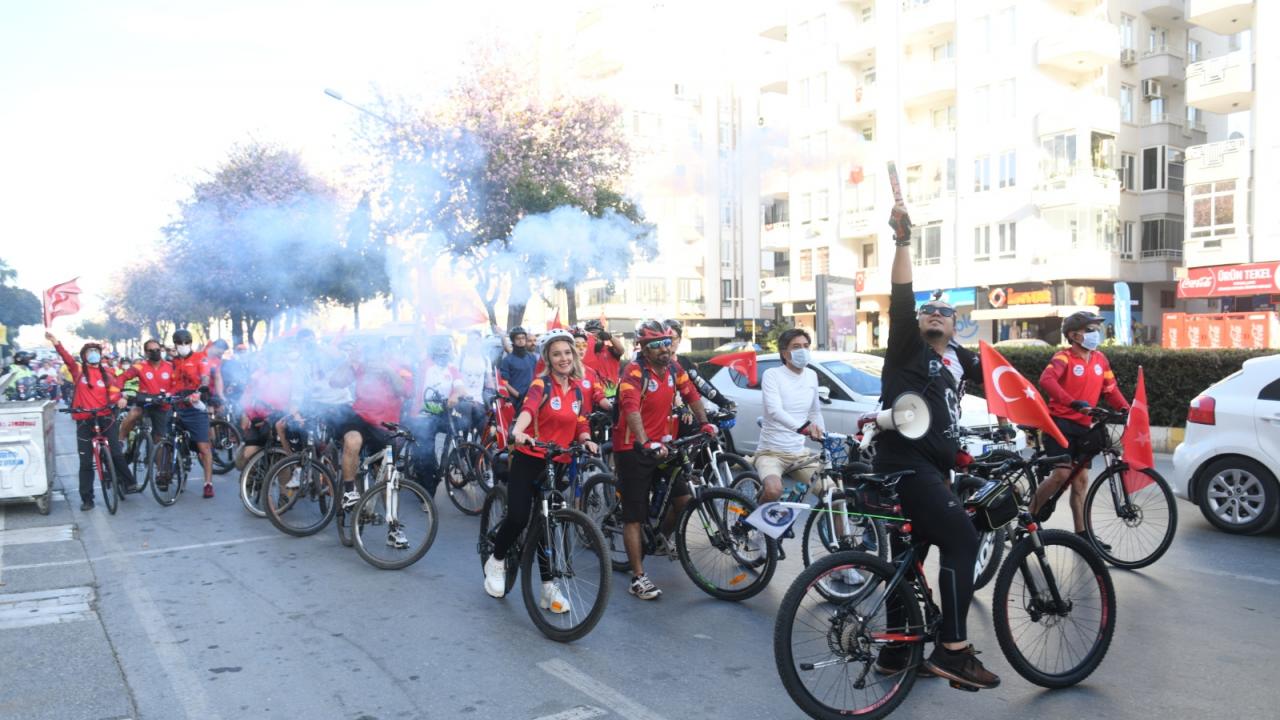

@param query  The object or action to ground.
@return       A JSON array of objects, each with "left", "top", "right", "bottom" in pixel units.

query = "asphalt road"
[{"left": 1, "top": 416, "right": 1278, "bottom": 720}]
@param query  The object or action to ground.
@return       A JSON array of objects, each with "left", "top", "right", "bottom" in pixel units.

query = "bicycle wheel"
[
  {"left": 353, "top": 477, "right": 438, "bottom": 570},
  {"left": 729, "top": 471, "right": 762, "bottom": 502},
  {"left": 519, "top": 508, "right": 611, "bottom": 642},
  {"left": 209, "top": 419, "right": 242, "bottom": 474},
  {"left": 149, "top": 438, "right": 182, "bottom": 506},
  {"left": 444, "top": 442, "right": 492, "bottom": 516},
  {"left": 130, "top": 432, "right": 152, "bottom": 493},
  {"left": 801, "top": 489, "right": 889, "bottom": 600},
  {"left": 1084, "top": 466, "right": 1177, "bottom": 570},
  {"left": 96, "top": 444, "right": 119, "bottom": 515},
  {"left": 973, "top": 527, "right": 1007, "bottom": 591},
  {"left": 676, "top": 487, "right": 777, "bottom": 601},
  {"left": 263, "top": 456, "right": 338, "bottom": 537},
  {"left": 478, "top": 486, "right": 519, "bottom": 594},
  {"left": 992, "top": 529, "right": 1116, "bottom": 688},
  {"left": 775, "top": 551, "right": 923, "bottom": 720},
  {"left": 238, "top": 447, "right": 286, "bottom": 518},
  {"left": 580, "top": 476, "right": 628, "bottom": 572}
]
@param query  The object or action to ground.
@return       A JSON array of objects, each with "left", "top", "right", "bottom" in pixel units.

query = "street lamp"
[{"left": 323, "top": 88, "right": 397, "bottom": 127}]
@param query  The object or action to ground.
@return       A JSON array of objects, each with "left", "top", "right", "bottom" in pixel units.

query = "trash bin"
[{"left": 0, "top": 400, "right": 57, "bottom": 515}]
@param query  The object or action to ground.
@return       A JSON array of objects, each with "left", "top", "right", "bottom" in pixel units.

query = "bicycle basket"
[{"left": 963, "top": 479, "right": 1018, "bottom": 532}]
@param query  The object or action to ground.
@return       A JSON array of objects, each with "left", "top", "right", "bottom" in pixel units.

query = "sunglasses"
[
  {"left": 644, "top": 338, "right": 673, "bottom": 350},
  {"left": 918, "top": 304, "right": 956, "bottom": 318}
]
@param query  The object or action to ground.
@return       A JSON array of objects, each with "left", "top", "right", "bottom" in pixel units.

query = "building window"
[
  {"left": 1041, "top": 132, "right": 1077, "bottom": 179},
  {"left": 1142, "top": 146, "right": 1163, "bottom": 190},
  {"left": 1148, "top": 25, "right": 1169, "bottom": 54},
  {"left": 1161, "top": 290, "right": 1176, "bottom": 308},
  {"left": 946, "top": 157, "right": 956, "bottom": 192},
  {"left": 1190, "top": 180, "right": 1237, "bottom": 246},
  {"left": 813, "top": 72, "right": 828, "bottom": 105},
  {"left": 995, "top": 6, "right": 1015, "bottom": 47},
  {"left": 912, "top": 223, "right": 942, "bottom": 266},
  {"left": 931, "top": 40, "right": 955, "bottom": 61},
  {"left": 1140, "top": 216, "right": 1184, "bottom": 258},
  {"left": 1168, "top": 147, "right": 1184, "bottom": 192},
  {"left": 1120, "top": 14, "right": 1135, "bottom": 50},
  {"left": 678, "top": 278, "right": 704, "bottom": 304},
  {"left": 998, "top": 150, "right": 1016, "bottom": 189},
  {"left": 1119, "top": 153, "right": 1136, "bottom": 191},
  {"left": 798, "top": 192, "right": 811, "bottom": 223},
  {"left": 799, "top": 248, "right": 813, "bottom": 281},
  {"left": 974, "top": 225, "right": 991, "bottom": 260},
  {"left": 973, "top": 85, "right": 990, "bottom": 124},
  {"left": 862, "top": 65, "right": 877, "bottom": 86},
  {"left": 932, "top": 105, "right": 956, "bottom": 129},
  {"left": 1095, "top": 209, "right": 1119, "bottom": 251},
  {"left": 974, "top": 155, "right": 991, "bottom": 192},
  {"left": 1150, "top": 96, "right": 1167, "bottom": 125},
  {"left": 1120, "top": 84, "right": 1135, "bottom": 124},
  {"left": 1186, "top": 105, "right": 1201, "bottom": 130},
  {"left": 634, "top": 278, "right": 666, "bottom": 303},
  {"left": 998, "top": 221, "right": 1016, "bottom": 257},
  {"left": 1121, "top": 221, "right": 1135, "bottom": 259},
  {"left": 817, "top": 246, "right": 830, "bottom": 275},
  {"left": 993, "top": 79, "right": 1016, "bottom": 121},
  {"left": 763, "top": 199, "right": 789, "bottom": 226},
  {"left": 1187, "top": 38, "right": 1202, "bottom": 63},
  {"left": 861, "top": 242, "right": 876, "bottom": 270},
  {"left": 721, "top": 279, "right": 737, "bottom": 303},
  {"left": 815, "top": 190, "right": 829, "bottom": 220}
]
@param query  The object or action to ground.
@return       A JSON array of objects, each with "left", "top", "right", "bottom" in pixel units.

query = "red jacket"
[
  {"left": 1040, "top": 349, "right": 1130, "bottom": 427},
  {"left": 55, "top": 343, "right": 122, "bottom": 421},
  {"left": 116, "top": 360, "right": 176, "bottom": 396}
]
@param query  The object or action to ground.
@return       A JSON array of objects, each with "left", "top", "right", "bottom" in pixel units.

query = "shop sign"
[{"left": 1177, "top": 261, "right": 1280, "bottom": 299}]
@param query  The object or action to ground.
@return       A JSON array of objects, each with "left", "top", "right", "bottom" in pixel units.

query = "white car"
[
  {"left": 706, "top": 351, "right": 1016, "bottom": 456},
  {"left": 1171, "top": 354, "right": 1280, "bottom": 535}
]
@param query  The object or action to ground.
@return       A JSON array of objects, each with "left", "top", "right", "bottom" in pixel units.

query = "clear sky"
[{"left": 0, "top": 0, "right": 552, "bottom": 338}]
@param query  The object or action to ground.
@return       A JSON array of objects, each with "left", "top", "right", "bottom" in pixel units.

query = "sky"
[{"left": 0, "top": 0, "right": 556, "bottom": 340}]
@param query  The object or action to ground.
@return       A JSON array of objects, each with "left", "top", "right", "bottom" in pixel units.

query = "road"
[{"left": 1, "top": 415, "right": 1278, "bottom": 720}]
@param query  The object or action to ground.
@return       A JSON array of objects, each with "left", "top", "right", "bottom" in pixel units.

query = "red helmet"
[{"left": 635, "top": 319, "right": 674, "bottom": 342}]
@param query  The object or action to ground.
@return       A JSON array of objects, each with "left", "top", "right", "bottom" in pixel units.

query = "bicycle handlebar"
[
  {"left": 1088, "top": 406, "right": 1129, "bottom": 424},
  {"left": 380, "top": 421, "right": 416, "bottom": 441},
  {"left": 524, "top": 439, "right": 595, "bottom": 456},
  {"left": 60, "top": 406, "right": 115, "bottom": 415}
]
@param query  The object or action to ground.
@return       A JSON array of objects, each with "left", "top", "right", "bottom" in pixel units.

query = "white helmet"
[{"left": 538, "top": 329, "right": 575, "bottom": 355}]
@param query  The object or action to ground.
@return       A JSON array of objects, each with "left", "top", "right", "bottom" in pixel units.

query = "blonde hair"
[{"left": 541, "top": 336, "right": 584, "bottom": 380}]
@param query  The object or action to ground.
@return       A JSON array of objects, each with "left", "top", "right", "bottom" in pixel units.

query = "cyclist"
[
  {"left": 4, "top": 350, "right": 38, "bottom": 400},
  {"left": 663, "top": 319, "right": 736, "bottom": 434},
  {"left": 330, "top": 341, "right": 414, "bottom": 512},
  {"left": 613, "top": 319, "right": 715, "bottom": 600},
  {"left": 753, "top": 327, "right": 825, "bottom": 503},
  {"left": 498, "top": 326, "right": 538, "bottom": 409},
  {"left": 170, "top": 328, "right": 217, "bottom": 498},
  {"left": 47, "top": 331, "right": 135, "bottom": 510},
  {"left": 116, "top": 338, "right": 175, "bottom": 450},
  {"left": 204, "top": 339, "right": 229, "bottom": 401},
  {"left": 581, "top": 318, "right": 624, "bottom": 390},
  {"left": 871, "top": 205, "right": 999, "bottom": 690},
  {"left": 483, "top": 329, "right": 598, "bottom": 610},
  {"left": 572, "top": 329, "right": 613, "bottom": 413},
  {"left": 1033, "top": 311, "right": 1131, "bottom": 548},
  {"left": 408, "top": 336, "right": 464, "bottom": 497},
  {"left": 456, "top": 330, "right": 495, "bottom": 440}
]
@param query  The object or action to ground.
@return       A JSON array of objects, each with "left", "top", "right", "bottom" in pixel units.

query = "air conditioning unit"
[
  {"left": 1120, "top": 49, "right": 1137, "bottom": 66},
  {"left": 759, "top": 278, "right": 769, "bottom": 291},
  {"left": 1142, "top": 79, "right": 1163, "bottom": 99}
]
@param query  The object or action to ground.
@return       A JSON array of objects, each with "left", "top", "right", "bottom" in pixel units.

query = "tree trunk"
[
  {"left": 352, "top": 301, "right": 361, "bottom": 330},
  {"left": 564, "top": 280, "right": 578, "bottom": 326},
  {"left": 506, "top": 303, "right": 527, "bottom": 331},
  {"left": 231, "top": 312, "right": 244, "bottom": 346},
  {"left": 149, "top": 320, "right": 161, "bottom": 341}
]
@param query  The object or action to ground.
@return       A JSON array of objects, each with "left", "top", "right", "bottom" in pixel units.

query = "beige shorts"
[{"left": 752, "top": 450, "right": 825, "bottom": 490}]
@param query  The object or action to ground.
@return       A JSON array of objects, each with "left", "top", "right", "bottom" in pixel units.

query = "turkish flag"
[
  {"left": 43, "top": 277, "right": 82, "bottom": 327},
  {"left": 979, "top": 341, "right": 1069, "bottom": 447},
  {"left": 1121, "top": 367, "right": 1155, "bottom": 493},
  {"left": 708, "top": 350, "right": 758, "bottom": 387},
  {"left": 848, "top": 164, "right": 865, "bottom": 185},
  {"left": 546, "top": 310, "right": 564, "bottom": 331}
]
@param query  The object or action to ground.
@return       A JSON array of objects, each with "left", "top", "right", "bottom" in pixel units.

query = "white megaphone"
[{"left": 875, "top": 391, "right": 931, "bottom": 440}]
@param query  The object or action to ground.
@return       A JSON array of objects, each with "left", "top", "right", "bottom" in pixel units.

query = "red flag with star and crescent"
[
  {"left": 1121, "top": 367, "right": 1155, "bottom": 493},
  {"left": 708, "top": 350, "right": 758, "bottom": 387},
  {"left": 979, "top": 341, "right": 1069, "bottom": 447},
  {"left": 42, "top": 277, "right": 82, "bottom": 327}
]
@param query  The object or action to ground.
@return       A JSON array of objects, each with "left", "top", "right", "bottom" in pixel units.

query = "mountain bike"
[
  {"left": 346, "top": 422, "right": 439, "bottom": 569},
  {"left": 477, "top": 441, "right": 611, "bottom": 642},
  {"left": 208, "top": 400, "right": 242, "bottom": 475},
  {"left": 148, "top": 394, "right": 196, "bottom": 507},
  {"left": 956, "top": 425, "right": 1020, "bottom": 591},
  {"left": 238, "top": 419, "right": 289, "bottom": 518},
  {"left": 439, "top": 407, "right": 497, "bottom": 517},
  {"left": 61, "top": 406, "right": 125, "bottom": 514},
  {"left": 262, "top": 418, "right": 349, "bottom": 541},
  {"left": 123, "top": 394, "right": 167, "bottom": 495}
]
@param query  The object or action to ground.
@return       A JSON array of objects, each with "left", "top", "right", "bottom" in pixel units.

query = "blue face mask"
[
  {"left": 1081, "top": 331, "right": 1102, "bottom": 350},
  {"left": 86, "top": 351, "right": 102, "bottom": 364},
  {"left": 788, "top": 348, "right": 810, "bottom": 369}
]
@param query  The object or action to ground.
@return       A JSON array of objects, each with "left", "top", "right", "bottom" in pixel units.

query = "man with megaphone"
[{"left": 871, "top": 201, "right": 1000, "bottom": 691}]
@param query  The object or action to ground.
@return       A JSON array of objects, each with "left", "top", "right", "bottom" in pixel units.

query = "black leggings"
[
  {"left": 491, "top": 450, "right": 561, "bottom": 581},
  {"left": 76, "top": 416, "right": 135, "bottom": 503},
  {"left": 879, "top": 463, "right": 979, "bottom": 644}
]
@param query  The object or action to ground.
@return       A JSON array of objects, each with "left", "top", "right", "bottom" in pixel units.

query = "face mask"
[
  {"left": 86, "top": 351, "right": 102, "bottom": 364},
  {"left": 1081, "top": 331, "right": 1102, "bottom": 351},
  {"left": 146, "top": 349, "right": 162, "bottom": 362},
  {"left": 788, "top": 348, "right": 810, "bottom": 369},
  {"left": 176, "top": 344, "right": 192, "bottom": 357}
]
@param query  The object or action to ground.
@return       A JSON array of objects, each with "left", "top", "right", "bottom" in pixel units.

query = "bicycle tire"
[
  {"left": 1084, "top": 466, "right": 1177, "bottom": 570},
  {"left": 579, "top": 475, "right": 628, "bottom": 573},
  {"left": 263, "top": 456, "right": 338, "bottom": 537},
  {"left": 800, "top": 489, "right": 890, "bottom": 601},
  {"left": 676, "top": 487, "right": 777, "bottom": 601},
  {"left": 992, "top": 529, "right": 1116, "bottom": 688},
  {"left": 337, "top": 463, "right": 370, "bottom": 548},
  {"left": 775, "top": 551, "right": 923, "bottom": 720},
  {"left": 238, "top": 447, "right": 287, "bottom": 518},
  {"left": 519, "top": 507, "right": 611, "bottom": 642},
  {"left": 130, "top": 432, "right": 152, "bottom": 493},
  {"left": 729, "top": 471, "right": 763, "bottom": 502},
  {"left": 97, "top": 444, "right": 119, "bottom": 515},
  {"left": 209, "top": 419, "right": 242, "bottom": 474},
  {"left": 353, "top": 478, "right": 438, "bottom": 570},
  {"left": 973, "top": 527, "right": 1006, "bottom": 591},
  {"left": 478, "top": 486, "right": 519, "bottom": 594},
  {"left": 150, "top": 438, "right": 182, "bottom": 507},
  {"left": 444, "top": 442, "right": 492, "bottom": 517}
]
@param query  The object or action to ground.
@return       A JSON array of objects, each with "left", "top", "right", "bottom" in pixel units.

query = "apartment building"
[
  {"left": 1170, "top": 0, "right": 1280, "bottom": 349},
  {"left": 751, "top": 0, "right": 1228, "bottom": 349}
]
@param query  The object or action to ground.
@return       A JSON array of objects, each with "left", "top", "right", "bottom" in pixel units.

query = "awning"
[{"left": 970, "top": 304, "right": 1099, "bottom": 321}]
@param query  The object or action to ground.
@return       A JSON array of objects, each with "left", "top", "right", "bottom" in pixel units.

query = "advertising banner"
[
  {"left": 1161, "top": 311, "right": 1277, "bottom": 349},
  {"left": 1177, "top": 261, "right": 1280, "bottom": 298}
]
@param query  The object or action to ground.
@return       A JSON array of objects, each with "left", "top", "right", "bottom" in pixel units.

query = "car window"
[
  {"left": 1260, "top": 378, "right": 1280, "bottom": 402},
  {"left": 732, "top": 359, "right": 782, "bottom": 388},
  {"left": 814, "top": 369, "right": 852, "bottom": 402},
  {"left": 820, "top": 359, "right": 882, "bottom": 397}
]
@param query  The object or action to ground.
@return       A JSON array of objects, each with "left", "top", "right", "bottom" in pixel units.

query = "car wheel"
[{"left": 1195, "top": 457, "right": 1280, "bottom": 535}]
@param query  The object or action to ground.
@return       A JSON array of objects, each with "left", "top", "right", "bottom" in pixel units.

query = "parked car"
[
  {"left": 994, "top": 338, "right": 1051, "bottom": 348},
  {"left": 712, "top": 341, "right": 764, "bottom": 354},
  {"left": 705, "top": 351, "right": 1019, "bottom": 455},
  {"left": 1172, "top": 354, "right": 1280, "bottom": 535}
]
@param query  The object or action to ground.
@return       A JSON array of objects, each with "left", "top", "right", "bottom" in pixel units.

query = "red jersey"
[
  {"left": 203, "top": 345, "right": 223, "bottom": 392},
  {"left": 55, "top": 343, "right": 122, "bottom": 421},
  {"left": 516, "top": 375, "right": 589, "bottom": 460},
  {"left": 352, "top": 363, "right": 413, "bottom": 426},
  {"left": 1040, "top": 349, "right": 1130, "bottom": 427},
  {"left": 580, "top": 366, "right": 607, "bottom": 408},
  {"left": 242, "top": 368, "right": 294, "bottom": 420},
  {"left": 116, "top": 360, "right": 175, "bottom": 396},
  {"left": 583, "top": 336, "right": 622, "bottom": 385},
  {"left": 171, "top": 351, "right": 211, "bottom": 393},
  {"left": 613, "top": 359, "right": 700, "bottom": 448}
]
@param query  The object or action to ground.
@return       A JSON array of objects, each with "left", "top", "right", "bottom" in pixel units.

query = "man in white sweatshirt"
[{"left": 754, "top": 328, "right": 826, "bottom": 502}]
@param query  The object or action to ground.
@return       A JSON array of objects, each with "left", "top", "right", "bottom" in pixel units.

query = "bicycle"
[
  {"left": 971, "top": 407, "right": 1177, "bottom": 570},
  {"left": 60, "top": 406, "right": 125, "bottom": 514},
  {"left": 955, "top": 424, "right": 1021, "bottom": 591},
  {"left": 122, "top": 394, "right": 167, "bottom": 496},
  {"left": 346, "top": 422, "right": 439, "bottom": 569},
  {"left": 262, "top": 417, "right": 353, "bottom": 542},
  {"left": 582, "top": 432, "right": 778, "bottom": 602},
  {"left": 237, "top": 417, "right": 290, "bottom": 518},
  {"left": 775, "top": 468, "right": 1117, "bottom": 719},
  {"left": 208, "top": 399, "right": 243, "bottom": 475},
  {"left": 438, "top": 406, "right": 498, "bottom": 517},
  {"left": 148, "top": 393, "right": 197, "bottom": 507},
  {"left": 477, "top": 441, "right": 611, "bottom": 642}
]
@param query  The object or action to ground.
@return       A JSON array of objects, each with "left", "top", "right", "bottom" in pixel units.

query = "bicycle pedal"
[{"left": 948, "top": 680, "right": 980, "bottom": 693}]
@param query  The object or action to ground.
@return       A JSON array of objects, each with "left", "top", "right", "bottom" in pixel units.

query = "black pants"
[
  {"left": 491, "top": 450, "right": 558, "bottom": 581},
  {"left": 878, "top": 462, "right": 979, "bottom": 644},
  {"left": 76, "top": 416, "right": 135, "bottom": 503}
]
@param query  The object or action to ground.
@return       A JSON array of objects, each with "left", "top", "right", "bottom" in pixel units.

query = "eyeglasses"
[
  {"left": 644, "top": 338, "right": 673, "bottom": 350},
  {"left": 918, "top": 304, "right": 956, "bottom": 318}
]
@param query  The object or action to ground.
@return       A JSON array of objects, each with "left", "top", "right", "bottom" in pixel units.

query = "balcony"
[
  {"left": 1140, "top": 113, "right": 1204, "bottom": 147},
  {"left": 1188, "top": 0, "right": 1254, "bottom": 34},
  {"left": 1036, "top": 18, "right": 1121, "bottom": 76},
  {"left": 1034, "top": 169, "right": 1121, "bottom": 208},
  {"left": 837, "top": 17, "right": 876, "bottom": 63},
  {"left": 1184, "top": 139, "right": 1249, "bottom": 186},
  {"left": 760, "top": 6, "right": 787, "bottom": 41},
  {"left": 1141, "top": 0, "right": 1188, "bottom": 24},
  {"left": 1035, "top": 95, "right": 1121, "bottom": 136},
  {"left": 1187, "top": 50, "right": 1253, "bottom": 113},
  {"left": 839, "top": 84, "right": 877, "bottom": 124},
  {"left": 760, "top": 51, "right": 787, "bottom": 95},
  {"left": 900, "top": 0, "right": 955, "bottom": 42},
  {"left": 1140, "top": 47, "right": 1185, "bottom": 82},
  {"left": 900, "top": 60, "right": 955, "bottom": 108},
  {"left": 761, "top": 221, "right": 791, "bottom": 252},
  {"left": 760, "top": 276, "right": 789, "bottom": 303}
]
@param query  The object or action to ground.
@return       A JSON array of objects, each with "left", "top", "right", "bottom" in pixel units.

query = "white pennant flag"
[{"left": 744, "top": 501, "right": 813, "bottom": 540}]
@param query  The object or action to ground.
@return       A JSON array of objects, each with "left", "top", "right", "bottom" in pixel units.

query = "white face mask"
[
  {"left": 788, "top": 348, "right": 810, "bottom": 369},
  {"left": 175, "top": 344, "right": 192, "bottom": 357},
  {"left": 1081, "top": 331, "right": 1102, "bottom": 351}
]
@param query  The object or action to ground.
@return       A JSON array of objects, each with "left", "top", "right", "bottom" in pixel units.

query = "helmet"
[
  {"left": 508, "top": 326, "right": 528, "bottom": 340},
  {"left": 538, "top": 329, "right": 575, "bottom": 354},
  {"left": 635, "top": 319, "right": 674, "bottom": 343},
  {"left": 583, "top": 319, "right": 604, "bottom": 334},
  {"left": 662, "top": 318, "right": 683, "bottom": 336},
  {"left": 172, "top": 328, "right": 193, "bottom": 345},
  {"left": 570, "top": 326, "right": 589, "bottom": 340},
  {"left": 1061, "top": 311, "right": 1105, "bottom": 337},
  {"left": 13, "top": 351, "right": 34, "bottom": 365}
]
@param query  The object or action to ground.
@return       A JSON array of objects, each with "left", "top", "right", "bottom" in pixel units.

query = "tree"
[
  {"left": 316, "top": 192, "right": 389, "bottom": 329},
  {"left": 0, "top": 258, "right": 43, "bottom": 332}
]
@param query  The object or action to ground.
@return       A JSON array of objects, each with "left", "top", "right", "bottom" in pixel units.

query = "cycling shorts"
[
  {"left": 1042, "top": 417, "right": 1102, "bottom": 464},
  {"left": 338, "top": 414, "right": 391, "bottom": 455},
  {"left": 615, "top": 449, "right": 690, "bottom": 524},
  {"left": 752, "top": 450, "right": 825, "bottom": 491},
  {"left": 174, "top": 406, "right": 210, "bottom": 444}
]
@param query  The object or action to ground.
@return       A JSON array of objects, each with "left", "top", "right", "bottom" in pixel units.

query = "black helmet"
[
  {"left": 508, "top": 326, "right": 528, "bottom": 340},
  {"left": 13, "top": 351, "right": 35, "bottom": 365},
  {"left": 662, "top": 318, "right": 683, "bottom": 335},
  {"left": 172, "top": 328, "right": 193, "bottom": 345},
  {"left": 1061, "top": 311, "right": 1104, "bottom": 337},
  {"left": 583, "top": 319, "right": 604, "bottom": 333}
]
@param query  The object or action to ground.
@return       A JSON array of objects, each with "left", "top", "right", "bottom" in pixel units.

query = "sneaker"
[
  {"left": 80, "top": 500, "right": 95, "bottom": 511},
  {"left": 342, "top": 490, "right": 362, "bottom": 510},
  {"left": 874, "top": 644, "right": 934, "bottom": 677},
  {"left": 629, "top": 573, "right": 662, "bottom": 601},
  {"left": 541, "top": 581, "right": 571, "bottom": 614},
  {"left": 386, "top": 529, "right": 409, "bottom": 549},
  {"left": 286, "top": 468, "right": 301, "bottom": 490},
  {"left": 1078, "top": 530, "right": 1112, "bottom": 552},
  {"left": 651, "top": 533, "right": 676, "bottom": 558},
  {"left": 126, "top": 483, "right": 143, "bottom": 494},
  {"left": 924, "top": 644, "right": 1001, "bottom": 690},
  {"left": 203, "top": 483, "right": 214, "bottom": 499},
  {"left": 483, "top": 556, "right": 507, "bottom": 598},
  {"left": 838, "top": 568, "right": 867, "bottom": 587}
]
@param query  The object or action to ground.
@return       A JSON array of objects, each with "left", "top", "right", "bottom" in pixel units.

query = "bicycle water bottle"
[{"left": 649, "top": 476, "right": 670, "bottom": 519}]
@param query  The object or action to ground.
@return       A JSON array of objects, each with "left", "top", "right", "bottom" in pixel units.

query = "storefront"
[
  {"left": 968, "top": 281, "right": 1143, "bottom": 344},
  {"left": 912, "top": 287, "right": 988, "bottom": 345},
  {"left": 1170, "top": 260, "right": 1280, "bottom": 348}
]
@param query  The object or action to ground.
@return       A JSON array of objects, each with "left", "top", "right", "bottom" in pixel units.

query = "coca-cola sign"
[{"left": 1177, "top": 261, "right": 1280, "bottom": 298}]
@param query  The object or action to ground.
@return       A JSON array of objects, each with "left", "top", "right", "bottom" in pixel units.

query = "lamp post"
[{"left": 323, "top": 88, "right": 397, "bottom": 127}]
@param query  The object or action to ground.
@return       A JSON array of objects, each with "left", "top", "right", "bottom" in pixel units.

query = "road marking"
[
  {"left": 538, "top": 659, "right": 668, "bottom": 720},
  {"left": 0, "top": 585, "right": 94, "bottom": 630},
  {"left": 0, "top": 524, "right": 76, "bottom": 545},
  {"left": 0, "top": 533, "right": 283, "bottom": 573},
  {"left": 533, "top": 706, "right": 608, "bottom": 720},
  {"left": 1188, "top": 566, "right": 1280, "bottom": 587},
  {"left": 0, "top": 506, "right": 6, "bottom": 585}
]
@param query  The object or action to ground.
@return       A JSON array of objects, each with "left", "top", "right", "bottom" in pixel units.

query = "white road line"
[
  {"left": 0, "top": 585, "right": 94, "bottom": 630},
  {"left": 538, "top": 659, "right": 668, "bottom": 720},
  {"left": 0, "top": 524, "right": 76, "bottom": 545},
  {"left": 533, "top": 706, "right": 608, "bottom": 720},
  {"left": 0, "top": 506, "right": 6, "bottom": 585},
  {"left": 0, "top": 533, "right": 283, "bottom": 573},
  {"left": 1188, "top": 566, "right": 1280, "bottom": 587}
]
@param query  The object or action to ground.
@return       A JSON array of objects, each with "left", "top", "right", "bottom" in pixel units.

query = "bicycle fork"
[{"left": 1015, "top": 521, "right": 1070, "bottom": 615}]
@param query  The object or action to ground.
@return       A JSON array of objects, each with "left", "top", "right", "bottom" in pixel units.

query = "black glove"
[
  {"left": 1070, "top": 400, "right": 1091, "bottom": 412},
  {"left": 597, "top": 330, "right": 612, "bottom": 343}
]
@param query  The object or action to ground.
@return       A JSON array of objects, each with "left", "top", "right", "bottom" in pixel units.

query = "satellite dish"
[{"left": 876, "top": 391, "right": 931, "bottom": 440}]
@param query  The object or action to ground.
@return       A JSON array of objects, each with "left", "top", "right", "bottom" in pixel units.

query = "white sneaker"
[
  {"left": 484, "top": 556, "right": 506, "bottom": 598},
  {"left": 386, "top": 529, "right": 409, "bottom": 549},
  {"left": 541, "top": 581, "right": 571, "bottom": 614},
  {"left": 629, "top": 573, "right": 662, "bottom": 601},
  {"left": 838, "top": 568, "right": 866, "bottom": 586},
  {"left": 342, "top": 490, "right": 361, "bottom": 509},
  {"left": 651, "top": 533, "right": 676, "bottom": 558},
  {"left": 286, "top": 468, "right": 301, "bottom": 490}
]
